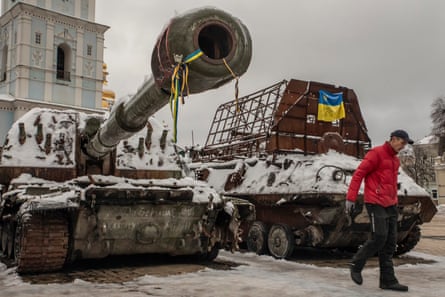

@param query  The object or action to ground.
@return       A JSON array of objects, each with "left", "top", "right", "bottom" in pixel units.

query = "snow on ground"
[
  {"left": 0, "top": 209, "right": 444, "bottom": 297},
  {"left": 0, "top": 250, "right": 444, "bottom": 297}
]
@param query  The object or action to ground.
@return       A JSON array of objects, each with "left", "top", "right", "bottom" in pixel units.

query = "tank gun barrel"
[{"left": 86, "top": 7, "right": 252, "bottom": 158}]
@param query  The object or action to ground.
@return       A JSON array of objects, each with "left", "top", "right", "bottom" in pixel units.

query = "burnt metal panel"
[
  {"left": 199, "top": 78, "right": 371, "bottom": 161},
  {"left": 115, "top": 169, "right": 182, "bottom": 180},
  {"left": 0, "top": 167, "right": 77, "bottom": 185}
]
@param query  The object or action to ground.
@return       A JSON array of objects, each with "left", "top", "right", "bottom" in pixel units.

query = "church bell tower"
[{"left": 0, "top": 0, "right": 109, "bottom": 142}]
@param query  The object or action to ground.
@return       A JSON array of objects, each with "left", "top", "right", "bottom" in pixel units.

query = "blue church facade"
[{"left": 0, "top": 0, "right": 108, "bottom": 143}]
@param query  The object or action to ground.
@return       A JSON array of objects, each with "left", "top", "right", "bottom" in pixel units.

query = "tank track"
[{"left": 15, "top": 214, "right": 69, "bottom": 273}]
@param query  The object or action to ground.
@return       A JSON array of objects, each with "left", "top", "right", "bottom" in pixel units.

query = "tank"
[
  {"left": 191, "top": 79, "right": 437, "bottom": 259},
  {"left": 0, "top": 7, "right": 254, "bottom": 273}
]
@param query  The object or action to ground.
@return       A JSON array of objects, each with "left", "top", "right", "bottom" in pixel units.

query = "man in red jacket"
[{"left": 345, "top": 129, "right": 414, "bottom": 292}]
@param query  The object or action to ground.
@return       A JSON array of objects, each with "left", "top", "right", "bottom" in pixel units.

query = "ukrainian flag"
[{"left": 317, "top": 90, "right": 345, "bottom": 122}]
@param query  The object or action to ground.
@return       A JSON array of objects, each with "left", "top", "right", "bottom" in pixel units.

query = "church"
[{"left": 0, "top": 0, "right": 110, "bottom": 143}]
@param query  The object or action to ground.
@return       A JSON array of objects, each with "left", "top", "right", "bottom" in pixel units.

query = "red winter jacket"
[{"left": 346, "top": 141, "right": 400, "bottom": 207}]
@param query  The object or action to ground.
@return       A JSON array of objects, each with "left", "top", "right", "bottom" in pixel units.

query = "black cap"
[{"left": 390, "top": 130, "right": 414, "bottom": 144}]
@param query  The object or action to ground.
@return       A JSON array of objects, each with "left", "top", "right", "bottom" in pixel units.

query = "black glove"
[{"left": 345, "top": 200, "right": 355, "bottom": 214}]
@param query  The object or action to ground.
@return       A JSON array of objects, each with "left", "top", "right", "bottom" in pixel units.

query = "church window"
[
  {"left": 35, "top": 32, "right": 41, "bottom": 44},
  {"left": 56, "top": 43, "right": 72, "bottom": 81},
  {"left": 1, "top": 45, "right": 7, "bottom": 82},
  {"left": 432, "top": 189, "right": 438, "bottom": 199},
  {"left": 87, "top": 44, "right": 92, "bottom": 56}
]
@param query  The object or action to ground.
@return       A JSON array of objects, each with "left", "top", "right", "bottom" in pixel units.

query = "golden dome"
[
  {"left": 102, "top": 89, "right": 115, "bottom": 99},
  {"left": 101, "top": 63, "right": 115, "bottom": 109}
]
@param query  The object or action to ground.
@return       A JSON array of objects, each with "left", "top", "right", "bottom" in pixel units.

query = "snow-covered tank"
[
  {"left": 191, "top": 79, "right": 437, "bottom": 259},
  {"left": 0, "top": 7, "right": 254, "bottom": 273}
]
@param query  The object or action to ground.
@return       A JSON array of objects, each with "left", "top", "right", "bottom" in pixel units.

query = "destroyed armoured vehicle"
[
  {"left": 0, "top": 7, "right": 254, "bottom": 273},
  {"left": 191, "top": 79, "right": 437, "bottom": 259}
]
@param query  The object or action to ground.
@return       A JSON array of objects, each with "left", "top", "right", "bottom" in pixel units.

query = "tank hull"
[
  {"left": 0, "top": 176, "right": 254, "bottom": 273},
  {"left": 193, "top": 153, "right": 436, "bottom": 258}
]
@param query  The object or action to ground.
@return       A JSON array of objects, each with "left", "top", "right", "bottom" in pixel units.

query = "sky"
[{"left": 95, "top": 0, "right": 445, "bottom": 147}]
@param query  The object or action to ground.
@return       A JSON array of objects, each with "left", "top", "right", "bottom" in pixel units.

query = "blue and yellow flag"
[{"left": 317, "top": 90, "right": 345, "bottom": 122}]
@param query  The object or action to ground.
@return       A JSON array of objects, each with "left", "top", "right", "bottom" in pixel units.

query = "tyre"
[
  {"left": 267, "top": 224, "right": 295, "bottom": 259},
  {"left": 395, "top": 225, "right": 421, "bottom": 256},
  {"left": 246, "top": 221, "right": 269, "bottom": 255},
  {"left": 195, "top": 242, "right": 220, "bottom": 262}
]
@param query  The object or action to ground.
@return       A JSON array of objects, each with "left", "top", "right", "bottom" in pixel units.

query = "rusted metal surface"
[
  {"left": 268, "top": 80, "right": 371, "bottom": 157},
  {"left": 0, "top": 167, "right": 77, "bottom": 185},
  {"left": 199, "top": 79, "right": 371, "bottom": 161},
  {"left": 114, "top": 169, "right": 182, "bottom": 180}
]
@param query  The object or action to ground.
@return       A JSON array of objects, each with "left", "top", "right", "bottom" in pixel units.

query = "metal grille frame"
[{"left": 200, "top": 80, "right": 288, "bottom": 160}]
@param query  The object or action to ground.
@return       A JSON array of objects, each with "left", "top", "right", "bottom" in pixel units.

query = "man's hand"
[{"left": 345, "top": 200, "right": 355, "bottom": 214}]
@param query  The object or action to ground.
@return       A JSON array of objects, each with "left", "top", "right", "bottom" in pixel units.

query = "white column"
[
  {"left": 95, "top": 32, "right": 104, "bottom": 108},
  {"left": 44, "top": 19, "right": 55, "bottom": 102},
  {"left": 5, "top": 20, "right": 14, "bottom": 95},
  {"left": 74, "top": 0, "right": 82, "bottom": 19},
  {"left": 15, "top": 14, "right": 32, "bottom": 99},
  {"left": 74, "top": 27, "right": 84, "bottom": 106},
  {"left": 89, "top": 0, "right": 96, "bottom": 22}
]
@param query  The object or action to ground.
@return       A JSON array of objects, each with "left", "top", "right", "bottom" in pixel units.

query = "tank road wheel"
[
  {"left": 203, "top": 244, "right": 220, "bottom": 261},
  {"left": 195, "top": 243, "right": 220, "bottom": 262},
  {"left": 1, "top": 223, "right": 7, "bottom": 255},
  {"left": 267, "top": 224, "right": 295, "bottom": 259},
  {"left": 395, "top": 225, "right": 421, "bottom": 256},
  {"left": 246, "top": 221, "right": 269, "bottom": 255},
  {"left": 14, "top": 214, "right": 69, "bottom": 273},
  {"left": 1, "top": 221, "right": 15, "bottom": 259}
]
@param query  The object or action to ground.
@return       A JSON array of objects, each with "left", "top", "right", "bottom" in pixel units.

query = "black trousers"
[{"left": 351, "top": 203, "right": 399, "bottom": 285}]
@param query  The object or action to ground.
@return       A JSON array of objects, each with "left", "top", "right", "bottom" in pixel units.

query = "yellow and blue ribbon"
[{"left": 169, "top": 49, "right": 203, "bottom": 143}]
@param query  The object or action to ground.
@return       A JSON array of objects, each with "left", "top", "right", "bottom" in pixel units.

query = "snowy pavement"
[
  {"left": 2, "top": 207, "right": 444, "bottom": 297},
  {"left": 1, "top": 249, "right": 445, "bottom": 297}
]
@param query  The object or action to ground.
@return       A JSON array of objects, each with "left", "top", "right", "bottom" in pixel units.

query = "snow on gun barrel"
[{"left": 0, "top": 7, "right": 254, "bottom": 274}]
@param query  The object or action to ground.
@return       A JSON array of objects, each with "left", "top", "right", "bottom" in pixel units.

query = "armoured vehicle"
[
  {"left": 0, "top": 7, "right": 254, "bottom": 273},
  {"left": 191, "top": 79, "right": 437, "bottom": 259}
]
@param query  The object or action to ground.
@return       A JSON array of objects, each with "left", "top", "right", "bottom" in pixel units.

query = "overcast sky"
[{"left": 95, "top": 0, "right": 445, "bottom": 147}]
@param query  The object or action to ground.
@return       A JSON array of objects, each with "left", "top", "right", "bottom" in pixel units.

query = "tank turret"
[{"left": 0, "top": 8, "right": 254, "bottom": 273}]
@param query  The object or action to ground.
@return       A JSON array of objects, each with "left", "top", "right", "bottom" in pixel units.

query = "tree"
[
  {"left": 431, "top": 96, "right": 445, "bottom": 156},
  {"left": 400, "top": 146, "right": 435, "bottom": 189}
]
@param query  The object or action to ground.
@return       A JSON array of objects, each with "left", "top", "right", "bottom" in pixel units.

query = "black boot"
[
  {"left": 349, "top": 264, "right": 363, "bottom": 285},
  {"left": 380, "top": 282, "right": 409, "bottom": 291}
]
